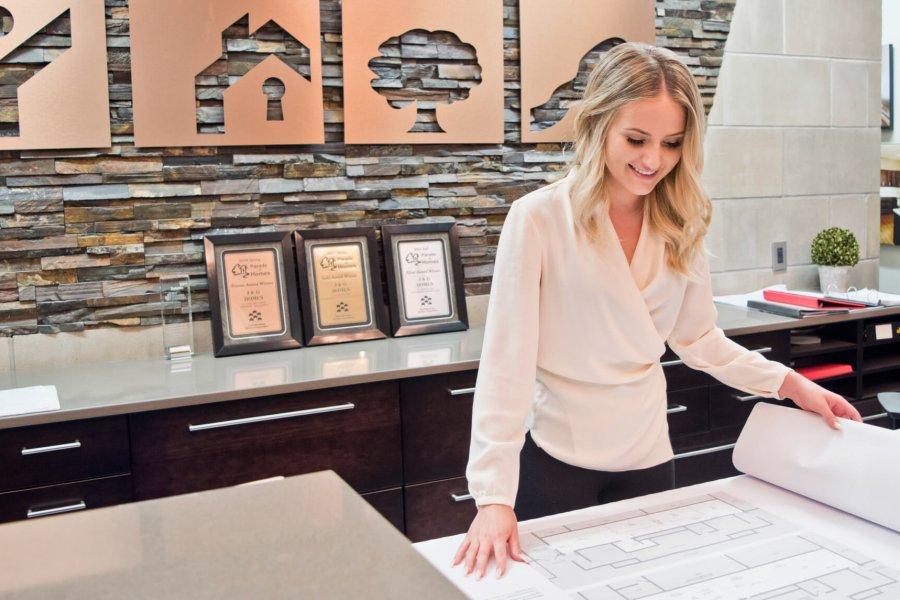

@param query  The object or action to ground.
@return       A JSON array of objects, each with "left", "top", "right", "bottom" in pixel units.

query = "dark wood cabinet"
[
  {"left": 361, "top": 486, "right": 405, "bottom": 533},
  {"left": 404, "top": 476, "right": 476, "bottom": 543},
  {"left": 0, "top": 474, "right": 133, "bottom": 524},
  {"left": 130, "top": 380, "right": 402, "bottom": 500},
  {"left": 674, "top": 444, "right": 740, "bottom": 489},
  {"left": 400, "top": 370, "right": 477, "bottom": 485},
  {"left": 0, "top": 416, "right": 130, "bottom": 494}
]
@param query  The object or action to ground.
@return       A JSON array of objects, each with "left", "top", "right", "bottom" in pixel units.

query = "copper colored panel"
[
  {"left": 520, "top": 0, "right": 655, "bottom": 143},
  {"left": 342, "top": 0, "right": 504, "bottom": 144},
  {"left": 130, "top": 0, "right": 323, "bottom": 148},
  {"left": 0, "top": 0, "right": 110, "bottom": 150}
]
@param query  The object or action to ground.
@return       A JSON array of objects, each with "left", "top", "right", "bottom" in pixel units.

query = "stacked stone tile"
[{"left": 0, "top": 0, "right": 733, "bottom": 336}]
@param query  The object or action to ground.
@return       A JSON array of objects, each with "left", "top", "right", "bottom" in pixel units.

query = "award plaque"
[
  {"left": 382, "top": 222, "right": 469, "bottom": 337},
  {"left": 204, "top": 231, "right": 303, "bottom": 357},
  {"left": 293, "top": 227, "right": 389, "bottom": 346}
]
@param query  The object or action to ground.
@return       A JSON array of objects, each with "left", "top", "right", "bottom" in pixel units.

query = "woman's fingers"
[
  {"left": 451, "top": 536, "right": 470, "bottom": 566},
  {"left": 830, "top": 394, "right": 862, "bottom": 422},
  {"left": 509, "top": 527, "right": 526, "bottom": 562},
  {"left": 818, "top": 401, "right": 840, "bottom": 430},
  {"left": 493, "top": 540, "right": 508, "bottom": 578},
  {"left": 464, "top": 539, "right": 480, "bottom": 575},
  {"left": 474, "top": 539, "right": 492, "bottom": 580}
]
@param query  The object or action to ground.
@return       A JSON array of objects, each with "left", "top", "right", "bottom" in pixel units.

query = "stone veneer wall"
[{"left": 0, "top": 0, "right": 736, "bottom": 337}]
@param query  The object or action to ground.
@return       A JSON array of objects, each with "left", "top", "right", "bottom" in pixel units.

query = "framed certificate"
[
  {"left": 382, "top": 222, "right": 469, "bottom": 337},
  {"left": 204, "top": 231, "right": 303, "bottom": 357},
  {"left": 293, "top": 227, "right": 389, "bottom": 346}
]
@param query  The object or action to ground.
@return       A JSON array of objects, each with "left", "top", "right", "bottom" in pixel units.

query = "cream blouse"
[{"left": 465, "top": 170, "right": 794, "bottom": 509}]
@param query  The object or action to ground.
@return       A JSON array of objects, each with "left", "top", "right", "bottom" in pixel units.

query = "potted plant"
[{"left": 810, "top": 227, "right": 860, "bottom": 293}]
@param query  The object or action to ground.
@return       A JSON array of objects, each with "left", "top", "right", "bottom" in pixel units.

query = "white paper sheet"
[
  {"left": 0, "top": 385, "right": 60, "bottom": 417},
  {"left": 416, "top": 477, "right": 900, "bottom": 599},
  {"left": 713, "top": 283, "right": 788, "bottom": 309},
  {"left": 416, "top": 403, "right": 900, "bottom": 599},
  {"left": 733, "top": 402, "right": 900, "bottom": 533}
]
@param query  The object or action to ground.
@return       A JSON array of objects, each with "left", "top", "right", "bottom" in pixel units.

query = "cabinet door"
[
  {"left": 401, "top": 370, "right": 477, "bottom": 485},
  {"left": 673, "top": 443, "right": 739, "bottom": 488},
  {"left": 666, "top": 386, "right": 709, "bottom": 444},
  {"left": 404, "top": 476, "right": 477, "bottom": 543},
  {"left": 361, "top": 487, "right": 404, "bottom": 533},
  {"left": 0, "top": 416, "right": 130, "bottom": 493},
  {"left": 0, "top": 474, "right": 133, "bottom": 524},
  {"left": 130, "top": 381, "right": 402, "bottom": 499}
]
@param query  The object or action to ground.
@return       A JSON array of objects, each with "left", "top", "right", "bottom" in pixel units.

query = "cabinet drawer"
[
  {"left": 0, "top": 416, "right": 130, "bottom": 494},
  {"left": 855, "top": 397, "right": 894, "bottom": 429},
  {"left": 405, "top": 476, "right": 476, "bottom": 543},
  {"left": 0, "top": 474, "right": 133, "bottom": 524},
  {"left": 673, "top": 443, "right": 739, "bottom": 488},
  {"left": 401, "top": 370, "right": 477, "bottom": 485},
  {"left": 709, "top": 384, "right": 780, "bottom": 430},
  {"left": 666, "top": 386, "right": 709, "bottom": 440},
  {"left": 361, "top": 486, "right": 404, "bottom": 533},
  {"left": 662, "top": 347, "right": 712, "bottom": 391},
  {"left": 730, "top": 330, "right": 790, "bottom": 365},
  {"left": 130, "top": 381, "right": 401, "bottom": 499}
]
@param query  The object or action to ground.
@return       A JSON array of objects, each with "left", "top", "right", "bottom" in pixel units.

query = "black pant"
[{"left": 515, "top": 430, "right": 675, "bottom": 521}]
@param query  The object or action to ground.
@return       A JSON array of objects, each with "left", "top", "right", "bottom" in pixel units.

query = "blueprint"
[
  {"left": 517, "top": 491, "right": 900, "bottom": 599},
  {"left": 416, "top": 488, "right": 900, "bottom": 599}
]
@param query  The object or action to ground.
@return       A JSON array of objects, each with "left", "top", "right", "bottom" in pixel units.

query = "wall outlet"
[{"left": 772, "top": 241, "right": 787, "bottom": 272}]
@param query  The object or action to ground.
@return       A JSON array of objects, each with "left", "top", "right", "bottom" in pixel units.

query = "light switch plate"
[{"left": 772, "top": 241, "right": 787, "bottom": 272}]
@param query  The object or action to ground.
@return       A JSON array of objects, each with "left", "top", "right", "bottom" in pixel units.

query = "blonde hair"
[{"left": 563, "top": 41, "right": 711, "bottom": 277}]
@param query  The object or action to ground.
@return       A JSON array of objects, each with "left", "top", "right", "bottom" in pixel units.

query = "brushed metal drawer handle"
[
  {"left": 450, "top": 492, "right": 474, "bottom": 503},
  {"left": 662, "top": 347, "right": 773, "bottom": 369},
  {"left": 862, "top": 412, "right": 889, "bottom": 422},
  {"left": 21, "top": 441, "right": 82, "bottom": 456},
  {"left": 674, "top": 443, "right": 736, "bottom": 460},
  {"left": 188, "top": 403, "right": 356, "bottom": 432},
  {"left": 27, "top": 501, "right": 87, "bottom": 519},
  {"left": 666, "top": 404, "right": 688, "bottom": 414},
  {"left": 735, "top": 394, "right": 764, "bottom": 403},
  {"left": 447, "top": 387, "right": 476, "bottom": 396}
]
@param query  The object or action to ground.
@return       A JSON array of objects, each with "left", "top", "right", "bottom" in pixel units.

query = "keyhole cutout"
[
  {"left": 263, "top": 77, "right": 285, "bottom": 122},
  {"left": 0, "top": 7, "right": 14, "bottom": 37}
]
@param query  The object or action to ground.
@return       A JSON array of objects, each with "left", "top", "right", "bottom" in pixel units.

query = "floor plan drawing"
[{"left": 517, "top": 492, "right": 900, "bottom": 599}]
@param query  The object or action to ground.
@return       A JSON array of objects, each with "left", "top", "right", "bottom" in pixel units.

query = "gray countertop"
[
  {"left": 0, "top": 470, "right": 465, "bottom": 599},
  {"left": 1, "top": 302, "right": 898, "bottom": 430}
]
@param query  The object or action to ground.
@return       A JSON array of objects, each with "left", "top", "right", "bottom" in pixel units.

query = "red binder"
[
  {"left": 762, "top": 289, "right": 868, "bottom": 310},
  {"left": 796, "top": 363, "right": 853, "bottom": 381}
]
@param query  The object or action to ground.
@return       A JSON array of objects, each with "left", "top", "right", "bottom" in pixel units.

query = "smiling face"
[{"left": 604, "top": 92, "right": 686, "bottom": 206}]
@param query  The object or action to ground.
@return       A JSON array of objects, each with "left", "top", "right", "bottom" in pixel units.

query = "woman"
[{"left": 451, "top": 42, "right": 862, "bottom": 581}]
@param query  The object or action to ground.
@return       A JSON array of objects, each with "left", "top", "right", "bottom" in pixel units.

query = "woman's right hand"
[{"left": 451, "top": 504, "right": 525, "bottom": 580}]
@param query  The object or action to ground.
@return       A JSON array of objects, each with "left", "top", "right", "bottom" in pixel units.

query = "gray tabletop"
[
  {"left": 0, "top": 470, "right": 465, "bottom": 599},
  {"left": 1, "top": 302, "right": 897, "bottom": 430}
]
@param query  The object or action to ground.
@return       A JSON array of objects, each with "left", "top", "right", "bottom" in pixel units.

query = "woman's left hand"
[{"left": 777, "top": 370, "right": 862, "bottom": 430}]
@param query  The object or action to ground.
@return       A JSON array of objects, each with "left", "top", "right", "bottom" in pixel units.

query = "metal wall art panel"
[
  {"left": 0, "top": 0, "right": 110, "bottom": 150},
  {"left": 130, "top": 0, "right": 324, "bottom": 147},
  {"left": 519, "top": 0, "right": 655, "bottom": 143},
  {"left": 342, "top": 0, "right": 504, "bottom": 144}
]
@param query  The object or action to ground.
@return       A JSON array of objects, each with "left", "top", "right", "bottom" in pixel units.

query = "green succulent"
[{"left": 810, "top": 227, "right": 860, "bottom": 267}]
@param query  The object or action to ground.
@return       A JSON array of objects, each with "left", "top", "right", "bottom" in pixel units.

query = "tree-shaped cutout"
[
  {"left": 0, "top": 7, "right": 72, "bottom": 137},
  {"left": 529, "top": 37, "right": 624, "bottom": 132},
  {"left": 368, "top": 29, "right": 482, "bottom": 134},
  {"left": 194, "top": 14, "right": 311, "bottom": 134}
]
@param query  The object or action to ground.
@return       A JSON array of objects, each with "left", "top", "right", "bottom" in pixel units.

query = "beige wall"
[{"left": 704, "top": 0, "right": 883, "bottom": 294}]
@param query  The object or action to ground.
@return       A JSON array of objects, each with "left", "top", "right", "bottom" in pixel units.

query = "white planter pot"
[{"left": 818, "top": 265, "right": 853, "bottom": 294}]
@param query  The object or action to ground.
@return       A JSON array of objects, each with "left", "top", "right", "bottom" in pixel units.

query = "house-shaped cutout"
[
  {"left": 194, "top": 13, "right": 312, "bottom": 134},
  {"left": 0, "top": 8, "right": 72, "bottom": 137}
]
